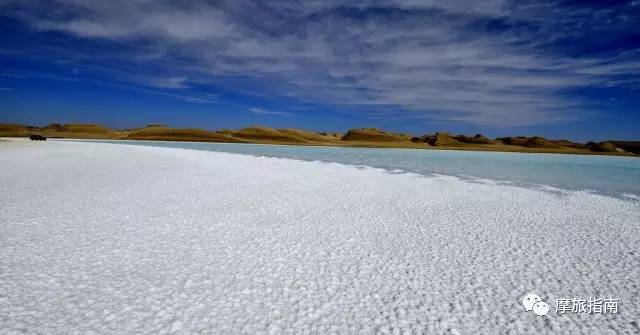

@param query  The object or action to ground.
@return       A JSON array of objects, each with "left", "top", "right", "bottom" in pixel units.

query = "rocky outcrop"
[
  {"left": 586, "top": 141, "right": 620, "bottom": 152},
  {"left": 608, "top": 141, "right": 640, "bottom": 154}
]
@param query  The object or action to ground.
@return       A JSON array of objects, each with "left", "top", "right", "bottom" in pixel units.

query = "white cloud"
[
  {"left": 37, "top": 19, "right": 133, "bottom": 38},
  {"left": 248, "top": 108, "right": 294, "bottom": 116},
  {"left": 145, "top": 76, "right": 189, "bottom": 89},
  {"left": 3, "top": 0, "right": 639, "bottom": 126}
]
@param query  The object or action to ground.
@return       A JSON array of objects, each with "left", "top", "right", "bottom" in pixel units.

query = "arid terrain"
[{"left": 1, "top": 123, "right": 638, "bottom": 156}]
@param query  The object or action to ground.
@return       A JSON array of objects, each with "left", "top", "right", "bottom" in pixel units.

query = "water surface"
[{"left": 78, "top": 140, "right": 640, "bottom": 198}]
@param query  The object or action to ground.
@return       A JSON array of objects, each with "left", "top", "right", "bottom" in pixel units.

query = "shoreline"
[
  {"left": 3, "top": 136, "right": 638, "bottom": 158},
  {"left": 11, "top": 138, "right": 637, "bottom": 200}
]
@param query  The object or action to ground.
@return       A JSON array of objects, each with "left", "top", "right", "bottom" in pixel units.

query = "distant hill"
[
  {"left": 208, "top": 126, "right": 340, "bottom": 143},
  {"left": 411, "top": 132, "right": 468, "bottom": 146},
  {"left": 277, "top": 128, "right": 341, "bottom": 143},
  {"left": 454, "top": 134, "right": 493, "bottom": 145},
  {"left": 342, "top": 128, "right": 411, "bottom": 142},
  {"left": 0, "top": 123, "right": 120, "bottom": 139},
  {"left": 608, "top": 141, "right": 640, "bottom": 154},
  {"left": 0, "top": 124, "right": 29, "bottom": 137},
  {"left": 0, "top": 122, "right": 636, "bottom": 157},
  {"left": 126, "top": 125, "right": 245, "bottom": 143},
  {"left": 228, "top": 127, "right": 308, "bottom": 143},
  {"left": 498, "top": 136, "right": 586, "bottom": 149},
  {"left": 58, "top": 124, "right": 113, "bottom": 134}
]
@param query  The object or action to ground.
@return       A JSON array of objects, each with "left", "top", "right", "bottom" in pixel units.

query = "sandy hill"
[
  {"left": 228, "top": 127, "right": 308, "bottom": 143},
  {"left": 411, "top": 132, "right": 476, "bottom": 146},
  {"left": 498, "top": 136, "right": 579, "bottom": 148},
  {"left": 127, "top": 125, "right": 245, "bottom": 143},
  {"left": 0, "top": 124, "right": 29, "bottom": 137},
  {"left": 0, "top": 123, "right": 119, "bottom": 139},
  {"left": 0, "top": 122, "right": 636, "bottom": 156},
  {"left": 342, "top": 128, "right": 411, "bottom": 142},
  {"left": 454, "top": 134, "right": 493, "bottom": 144},
  {"left": 56, "top": 124, "right": 113, "bottom": 134},
  {"left": 277, "top": 128, "right": 341, "bottom": 143},
  {"left": 522, "top": 137, "right": 562, "bottom": 148},
  {"left": 225, "top": 127, "right": 339, "bottom": 144}
]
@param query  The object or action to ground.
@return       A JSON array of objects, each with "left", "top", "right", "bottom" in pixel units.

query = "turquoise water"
[{"left": 81, "top": 140, "right": 640, "bottom": 198}]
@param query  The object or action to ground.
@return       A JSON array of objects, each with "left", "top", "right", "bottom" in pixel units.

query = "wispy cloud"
[
  {"left": 145, "top": 76, "right": 189, "bottom": 89},
  {"left": 248, "top": 107, "right": 294, "bottom": 117},
  {"left": 2, "top": 0, "right": 639, "bottom": 126},
  {"left": 2, "top": 73, "right": 26, "bottom": 78}
]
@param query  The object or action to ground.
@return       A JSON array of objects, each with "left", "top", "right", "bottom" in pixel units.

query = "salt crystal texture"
[{"left": 0, "top": 141, "right": 638, "bottom": 334}]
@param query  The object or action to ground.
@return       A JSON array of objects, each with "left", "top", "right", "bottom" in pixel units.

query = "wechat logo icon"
[{"left": 523, "top": 293, "right": 549, "bottom": 316}]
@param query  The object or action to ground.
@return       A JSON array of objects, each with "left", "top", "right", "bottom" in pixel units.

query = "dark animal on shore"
[{"left": 29, "top": 135, "right": 46, "bottom": 141}]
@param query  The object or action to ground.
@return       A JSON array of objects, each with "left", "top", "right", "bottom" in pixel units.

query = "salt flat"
[{"left": 0, "top": 140, "right": 638, "bottom": 334}]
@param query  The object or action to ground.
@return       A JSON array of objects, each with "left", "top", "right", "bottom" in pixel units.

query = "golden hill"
[
  {"left": 411, "top": 132, "right": 466, "bottom": 146},
  {"left": 0, "top": 124, "right": 29, "bottom": 137},
  {"left": 228, "top": 127, "right": 307, "bottom": 143},
  {"left": 58, "top": 124, "right": 113, "bottom": 134},
  {"left": 126, "top": 125, "right": 245, "bottom": 143},
  {"left": 0, "top": 123, "right": 120, "bottom": 139},
  {"left": 342, "top": 128, "right": 411, "bottom": 142},
  {"left": 0, "top": 122, "right": 636, "bottom": 156},
  {"left": 225, "top": 127, "right": 341, "bottom": 144}
]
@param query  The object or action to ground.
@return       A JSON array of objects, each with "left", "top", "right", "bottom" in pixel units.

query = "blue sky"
[{"left": 1, "top": 0, "right": 639, "bottom": 141}]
